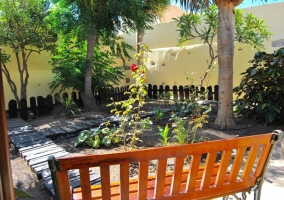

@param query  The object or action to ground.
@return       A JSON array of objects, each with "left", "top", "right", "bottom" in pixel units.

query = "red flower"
[{"left": 131, "top": 64, "right": 138, "bottom": 72}]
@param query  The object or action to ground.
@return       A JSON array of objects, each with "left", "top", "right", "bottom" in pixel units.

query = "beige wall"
[
  {"left": 2, "top": 2, "right": 284, "bottom": 109},
  {"left": 121, "top": 2, "right": 284, "bottom": 90},
  {"left": 2, "top": 48, "right": 73, "bottom": 109}
]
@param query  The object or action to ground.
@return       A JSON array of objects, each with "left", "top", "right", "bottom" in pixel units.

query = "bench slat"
[
  {"left": 215, "top": 150, "right": 232, "bottom": 187},
  {"left": 229, "top": 147, "right": 246, "bottom": 182},
  {"left": 201, "top": 151, "right": 218, "bottom": 189},
  {"left": 154, "top": 159, "right": 167, "bottom": 198},
  {"left": 170, "top": 156, "right": 184, "bottom": 195},
  {"left": 242, "top": 145, "right": 260, "bottom": 181},
  {"left": 186, "top": 154, "right": 201, "bottom": 192},
  {"left": 120, "top": 163, "right": 129, "bottom": 200},
  {"left": 57, "top": 170, "right": 72, "bottom": 199},
  {"left": 100, "top": 165, "right": 111, "bottom": 200},
  {"left": 79, "top": 168, "right": 92, "bottom": 200},
  {"left": 254, "top": 143, "right": 272, "bottom": 178},
  {"left": 138, "top": 161, "right": 148, "bottom": 199}
]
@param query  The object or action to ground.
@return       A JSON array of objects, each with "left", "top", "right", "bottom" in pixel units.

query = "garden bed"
[{"left": 11, "top": 99, "right": 283, "bottom": 199}]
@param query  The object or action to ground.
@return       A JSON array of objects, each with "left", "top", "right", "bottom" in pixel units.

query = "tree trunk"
[
  {"left": 20, "top": 49, "right": 29, "bottom": 101},
  {"left": 214, "top": 1, "right": 236, "bottom": 128},
  {"left": 2, "top": 49, "right": 29, "bottom": 109},
  {"left": 81, "top": 32, "right": 97, "bottom": 110},
  {"left": 2, "top": 63, "right": 20, "bottom": 107}
]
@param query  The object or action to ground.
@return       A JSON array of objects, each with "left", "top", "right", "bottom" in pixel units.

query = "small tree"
[
  {"left": 0, "top": 0, "right": 56, "bottom": 107},
  {"left": 48, "top": 0, "right": 158, "bottom": 109},
  {"left": 175, "top": 4, "right": 271, "bottom": 86},
  {"left": 49, "top": 37, "right": 125, "bottom": 96},
  {"left": 233, "top": 48, "right": 284, "bottom": 125}
]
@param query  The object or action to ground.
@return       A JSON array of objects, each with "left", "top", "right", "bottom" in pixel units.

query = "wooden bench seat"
[
  {"left": 48, "top": 130, "right": 282, "bottom": 200},
  {"left": 72, "top": 164, "right": 230, "bottom": 200}
]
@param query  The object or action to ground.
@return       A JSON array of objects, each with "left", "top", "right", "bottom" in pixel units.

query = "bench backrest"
[{"left": 48, "top": 130, "right": 282, "bottom": 200}]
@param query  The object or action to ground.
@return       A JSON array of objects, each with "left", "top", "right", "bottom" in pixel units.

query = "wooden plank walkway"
[
  {"left": 6, "top": 112, "right": 161, "bottom": 198},
  {"left": 7, "top": 118, "right": 101, "bottom": 199},
  {"left": 6, "top": 118, "right": 30, "bottom": 131}
]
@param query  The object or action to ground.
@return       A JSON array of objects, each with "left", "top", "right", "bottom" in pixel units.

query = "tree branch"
[{"left": 2, "top": 63, "right": 20, "bottom": 105}]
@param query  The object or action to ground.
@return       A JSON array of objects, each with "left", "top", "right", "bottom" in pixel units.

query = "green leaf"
[
  {"left": 250, "top": 69, "right": 257, "bottom": 76},
  {"left": 14, "top": 187, "right": 33, "bottom": 198},
  {"left": 87, "top": 135, "right": 101, "bottom": 149},
  {"left": 102, "top": 136, "right": 112, "bottom": 147},
  {"left": 265, "top": 111, "right": 277, "bottom": 123},
  {"left": 268, "top": 104, "right": 280, "bottom": 113},
  {"left": 74, "top": 130, "right": 90, "bottom": 147}
]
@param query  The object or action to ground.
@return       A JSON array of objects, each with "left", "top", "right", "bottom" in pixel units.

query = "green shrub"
[
  {"left": 233, "top": 48, "right": 284, "bottom": 125},
  {"left": 140, "top": 117, "right": 153, "bottom": 130},
  {"left": 74, "top": 126, "right": 122, "bottom": 149},
  {"left": 158, "top": 92, "right": 173, "bottom": 105},
  {"left": 157, "top": 124, "right": 170, "bottom": 146},
  {"left": 53, "top": 97, "right": 81, "bottom": 118},
  {"left": 107, "top": 42, "right": 149, "bottom": 150},
  {"left": 154, "top": 107, "right": 164, "bottom": 122}
]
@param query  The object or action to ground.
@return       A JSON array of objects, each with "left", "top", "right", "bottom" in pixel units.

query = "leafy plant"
[
  {"left": 170, "top": 105, "right": 210, "bottom": 144},
  {"left": 170, "top": 74, "right": 210, "bottom": 144},
  {"left": 74, "top": 126, "right": 122, "bottom": 149},
  {"left": 158, "top": 92, "right": 173, "bottom": 105},
  {"left": 107, "top": 42, "right": 150, "bottom": 150},
  {"left": 140, "top": 117, "right": 153, "bottom": 130},
  {"left": 154, "top": 107, "right": 164, "bottom": 122},
  {"left": 171, "top": 99, "right": 194, "bottom": 119},
  {"left": 157, "top": 124, "right": 170, "bottom": 146},
  {"left": 49, "top": 41, "right": 125, "bottom": 95},
  {"left": 233, "top": 48, "right": 284, "bottom": 125},
  {"left": 188, "top": 107, "right": 210, "bottom": 143},
  {"left": 53, "top": 96, "right": 81, "bottom": 118},
  {"left": 172, "top": 117, "right": 187, "bottom": 144}
]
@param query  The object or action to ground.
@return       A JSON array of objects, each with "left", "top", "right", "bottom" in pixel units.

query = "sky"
[{"left": 171, "top": 0, "right": 284, "bottom": 9}]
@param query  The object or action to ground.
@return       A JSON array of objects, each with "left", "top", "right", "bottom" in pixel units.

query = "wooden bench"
[{"left": 48, "top": 130, "right": 282, "bottom": 200}]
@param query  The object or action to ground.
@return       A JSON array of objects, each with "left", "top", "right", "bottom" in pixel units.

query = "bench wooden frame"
[{"left": 48, "top": 130, "right": 282, "bottom": 200}]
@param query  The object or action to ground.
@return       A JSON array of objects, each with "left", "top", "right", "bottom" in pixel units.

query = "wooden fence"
[
  {"left": 148, "top": 84, "right": 218, "bottom": 101},
  {"left": 6, "top": 86, "right": 130, "bottom": 120},
  {"left": 6, "top": 84, "right": 218, "bottom": 120}
]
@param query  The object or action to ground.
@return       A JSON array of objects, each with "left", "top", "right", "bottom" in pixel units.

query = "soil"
[{"left": 10, "top": 100, "right": 283, "bottom": 199}]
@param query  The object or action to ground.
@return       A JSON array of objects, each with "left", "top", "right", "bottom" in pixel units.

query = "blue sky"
[{"left": 171, "top": 0, "right": 284, "bottom": 9}]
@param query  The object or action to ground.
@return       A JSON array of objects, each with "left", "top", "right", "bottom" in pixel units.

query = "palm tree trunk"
[{"left": 214, "top": 1, "right": 236, "bottom": 128}]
